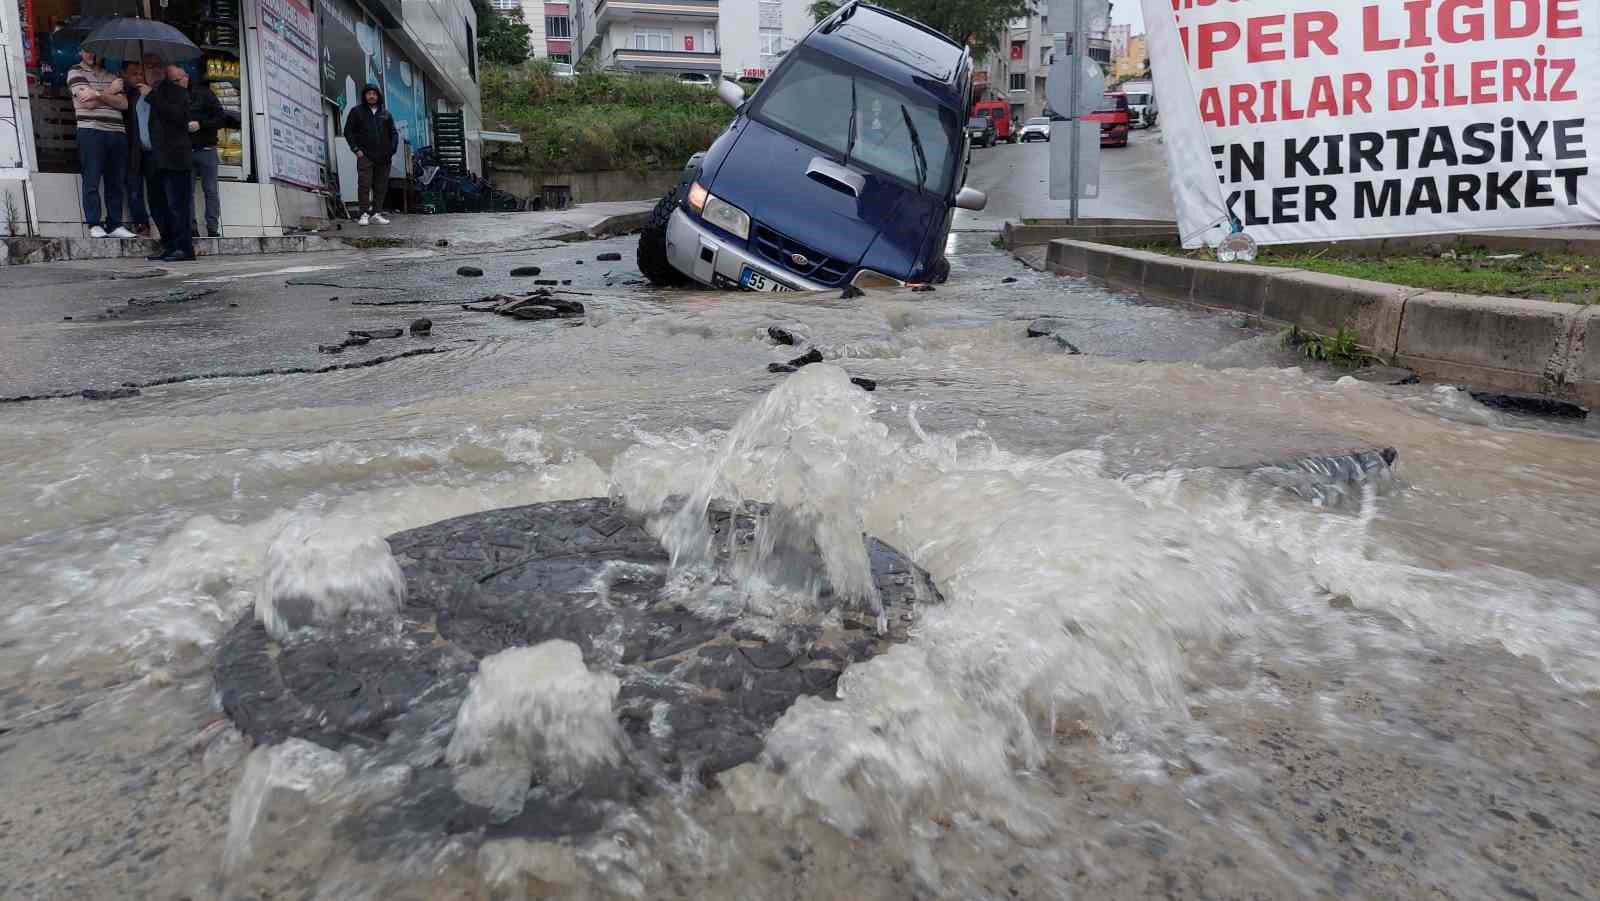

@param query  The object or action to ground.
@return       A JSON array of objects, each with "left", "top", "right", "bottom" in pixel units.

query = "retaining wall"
[{"left": 1045, "top": 239, "right": 1598, "bottom": 407}]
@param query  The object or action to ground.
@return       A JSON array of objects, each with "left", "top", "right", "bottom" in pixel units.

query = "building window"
[
  {"left": 545, "top": 15, "right": 570, "bottom": 37},
  {"left": 759, "top": 28, "right": 784, "bottom": 56},
  {"left": 490, "top": 0, "right": 517, "bottom": 9},
  {"left": 633, "top": 27, "right": 673, "bottom": 51},
  {"left": 466, "top": 19, "right": 477, "bottom": 80},
  {"left": 1040, "top": 45, "right": 1049, "bottom": 65},
  {"left": 1009, "top": 73, "right": 1026, "bottom": 91},
  {"left": 549, "top": 52, "right": 572, "bottom": 64}
]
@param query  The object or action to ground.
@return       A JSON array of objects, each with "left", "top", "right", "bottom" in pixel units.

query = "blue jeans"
[
  {"left": 78, "top": 128, "right": 128, "bottom": 230},
  {"left": 191, "top": 147, "right": 221, "bottom": 236}
]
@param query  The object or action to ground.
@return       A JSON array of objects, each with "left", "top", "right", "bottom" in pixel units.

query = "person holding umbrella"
[
  {"left": 142, "top": 63, "right": 197, "bottom": 261},
  {"left": 67, "top": 48, "right": 134, "bottom": 238},
  {"left": 79, "top": 18, "right": 203, "bottom": 253}
]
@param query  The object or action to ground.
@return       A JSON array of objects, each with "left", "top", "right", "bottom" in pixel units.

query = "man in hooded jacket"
[{"left": 343, "top": 84, "right": 400, "bottom": 226}]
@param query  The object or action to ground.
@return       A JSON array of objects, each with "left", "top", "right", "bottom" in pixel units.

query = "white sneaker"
[
  {"left": 371, "top": 213, "right": 390, "bottom": 225},
  {"left": 357, "top": 214, "right": 370, "bottom": 226},
  {"left": 89, "top": 225, "right": 108, "bottom": 238},
  {"left": 108, "top": 226, "right": 135, "bottom": 239}
]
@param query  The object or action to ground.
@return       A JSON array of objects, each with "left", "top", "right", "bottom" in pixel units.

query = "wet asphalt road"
[
  {"left": 953, "top": 126, "right": 1175, "bottom": 230},
  {"left": 0, "top": 236, "right": 652, "bottom": 399},
  {"left": 0, "top": 136, "right": 1183, "bottom": 401}
]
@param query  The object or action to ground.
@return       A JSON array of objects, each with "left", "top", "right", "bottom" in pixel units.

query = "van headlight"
[
  {"left": 851, "top": 269, "right": 904, "bottom": 289},
  {"left": 695, "top": 187, "right": 750, "bottom": 240}
]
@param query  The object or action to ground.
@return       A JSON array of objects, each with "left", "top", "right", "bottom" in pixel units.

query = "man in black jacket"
[
  {"left": 343, "top": 84, "right": 399, "bottom": 226},
  {"left": 142, "top": 63, "right": 197, "bottom": 261},
  {"left": 188, "top": 80, "right": 235, "bottom": 237}
]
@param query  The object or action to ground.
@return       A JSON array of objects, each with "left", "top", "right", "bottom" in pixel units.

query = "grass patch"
[
  {"left": 1147, "top": 244, "right": 1600, "bottom": 304},
  {"left": 481, "top": 61, "right": 733, "bottom": 175},
  {"left": 1282, "top": 325, "right": 1367, "bottom": 368}
]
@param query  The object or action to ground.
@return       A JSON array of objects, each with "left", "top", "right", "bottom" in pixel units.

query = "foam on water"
[
  {"left": 256, "top": 517, "right": 406, "bottom": 640},
  {"left": 446, "top": 642, "right": 623, "bottom": 820}
]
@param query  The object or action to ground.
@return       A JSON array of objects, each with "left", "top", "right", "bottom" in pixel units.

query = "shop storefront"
[{"left": 0, "top": 0, "right": 482, "bottom": 237}]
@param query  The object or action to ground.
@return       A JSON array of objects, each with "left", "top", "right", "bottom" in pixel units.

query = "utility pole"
[{"left": 1068, "top": 0, "right": 1082, "bottom": 223}]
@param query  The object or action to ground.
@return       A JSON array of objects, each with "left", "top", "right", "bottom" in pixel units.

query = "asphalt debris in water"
[{"left": 456, "top": 266, "right": 484, "bottom": 277}]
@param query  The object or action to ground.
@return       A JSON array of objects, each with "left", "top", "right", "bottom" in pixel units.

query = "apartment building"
[
  {"left": 490, "top": 0, "right": 577, "bottom": 62},
  {"left": 981, "top": 14, "right": 1111, "bottom": 122},
  {"left": 569, "top": 0, "right": 814, "bottom": 81}
]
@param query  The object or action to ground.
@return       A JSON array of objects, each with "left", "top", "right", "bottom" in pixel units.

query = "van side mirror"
[
  {"left": 717, "top": 79, "right": 745, "bottom": 110},
  {"left": 954, "top": 187, "right": 987, "bottom": 211}
]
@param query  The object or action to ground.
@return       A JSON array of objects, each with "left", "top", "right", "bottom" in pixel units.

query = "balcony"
[
  {"left": 596, "top": 0, "right": 718, "bottom": 26},
  {"left": 610, "top": 47, "right": 722, "bottom": 74}
]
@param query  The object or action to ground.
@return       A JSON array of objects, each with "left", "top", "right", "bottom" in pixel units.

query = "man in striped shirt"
[{"left": 67, "top": 49, "right": 135, "bottom": 239}]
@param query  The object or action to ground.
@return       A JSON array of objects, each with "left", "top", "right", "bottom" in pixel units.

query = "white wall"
[{"left": 718, "top": 0, "right": 811, "bottom": 79}]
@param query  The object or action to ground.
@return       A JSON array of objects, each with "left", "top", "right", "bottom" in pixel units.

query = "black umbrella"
[{"left": 81, "top": 17, "right": 200, "bottom": 64}]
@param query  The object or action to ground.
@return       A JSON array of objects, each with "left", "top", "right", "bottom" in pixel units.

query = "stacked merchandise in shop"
[{"left": 193, "top": 0, "right": 246, "bottom": 170}]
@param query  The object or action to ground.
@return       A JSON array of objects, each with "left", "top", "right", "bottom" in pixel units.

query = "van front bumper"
[{"left": 665, "top": 208, "right": 830, "bottom": 292}]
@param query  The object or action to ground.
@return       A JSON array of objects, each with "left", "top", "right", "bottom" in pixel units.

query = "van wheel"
[{"left": 637, "top": 184, "right": 690, "bottom": 288}]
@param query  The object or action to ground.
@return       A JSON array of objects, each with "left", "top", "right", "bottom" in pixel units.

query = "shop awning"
[{"left": 480, "top": 131, "right": 524, "bottom": 144}]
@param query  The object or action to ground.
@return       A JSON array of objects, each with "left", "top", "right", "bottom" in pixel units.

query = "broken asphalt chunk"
[
  {"left": 349, "top": 328, "right": 403, "bottom": 340},
  {"left": 456, "top": 265, "right": 484, "bottom": 277},
  {"left": 788, "top": 348, "right": 824, "bottom": 368},
  {"left": 510, "top": 266, "right": 542, "bottom": 277},
  {"left": 767, "top": 326, "right": 797, "bottom": 346}
]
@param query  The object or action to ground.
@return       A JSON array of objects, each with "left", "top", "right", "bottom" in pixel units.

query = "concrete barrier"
[
  {"left": 1003, "top": 219, "right": 1178, "bottom": 249},
  {"left": 1394, "top": 292, "right": 1577, "bottom": 399},
  {"left": 1264, "top": 271, "right": 1414, "bottom": 359},
  {"left": 1044, "top": 238, "right": 1597, "bottom": 407}
]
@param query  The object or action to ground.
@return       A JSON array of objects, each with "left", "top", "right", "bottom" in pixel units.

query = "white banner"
[{"left": 1143, "top": 0, "right": 1600, "bottom": 248}]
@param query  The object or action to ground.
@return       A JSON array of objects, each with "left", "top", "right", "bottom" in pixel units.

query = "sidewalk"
[
  {"left": 362, "top": 201, "right": 653, "bottom": 251},
  {"left": 1, "top": 200, "right": 654, "bottom": 266}
]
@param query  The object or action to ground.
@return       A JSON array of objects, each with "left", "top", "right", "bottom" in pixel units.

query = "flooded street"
[{"left": 2, "top": 232, "right": 1598, "bottom": 900}]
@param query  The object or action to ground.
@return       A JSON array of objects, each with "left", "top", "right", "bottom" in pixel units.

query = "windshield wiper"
[
  {"left": 900, "top": 104, "right": 927, "bottom": 194},
  {"left": 845, "top": 78, "right": 858, "bottom": 167}
]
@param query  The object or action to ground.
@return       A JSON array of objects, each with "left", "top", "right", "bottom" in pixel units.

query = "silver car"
[{"left": 1018, "top": 117, "right": 1051, "bottom": 142}]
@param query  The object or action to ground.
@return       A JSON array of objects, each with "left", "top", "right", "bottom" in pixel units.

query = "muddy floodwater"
[{"left": 1, "top": 238, "right": 1598, "bottom": 900}]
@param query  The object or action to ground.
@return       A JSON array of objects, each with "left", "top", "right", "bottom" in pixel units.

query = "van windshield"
[{"left": 752, "top": 49, "right": 960, "bottom": 193}]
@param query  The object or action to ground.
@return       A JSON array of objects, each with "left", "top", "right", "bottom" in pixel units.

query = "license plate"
[{"left": 739, "top": 266, "right": 794, "bottom": 292}]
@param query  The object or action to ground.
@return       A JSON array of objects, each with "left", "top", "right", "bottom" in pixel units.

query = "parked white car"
[
  {"left": 1018, "top": 117, "right": 1051, "bottom": 142},
  {"left": 678, "top": 72, "right": 717, "bottom": 89}
]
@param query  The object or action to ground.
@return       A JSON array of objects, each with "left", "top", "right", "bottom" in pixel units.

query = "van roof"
[{"left": 806, "top": 3, "right": 971, "bottom": 111}]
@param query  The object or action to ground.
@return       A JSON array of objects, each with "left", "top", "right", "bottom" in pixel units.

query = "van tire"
[{"left": 638, "top": 184, "right": 690, "bottom": 288}]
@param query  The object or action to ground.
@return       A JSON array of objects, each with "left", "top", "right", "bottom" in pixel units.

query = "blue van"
[{"left": 636, "top": 2, "right": 987, "bottom": 292}]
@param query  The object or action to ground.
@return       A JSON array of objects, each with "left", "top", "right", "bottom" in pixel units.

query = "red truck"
[
  {"left": 1084, "top": 92, "right": 1131, "bottom": 147},
  {"left": 971, "top": 100, "right": 1016, "bottom": 144}
]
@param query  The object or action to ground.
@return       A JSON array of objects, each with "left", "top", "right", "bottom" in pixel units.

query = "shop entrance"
[{"left": 19, "top": 0, "right": 247, "bottom": 178}]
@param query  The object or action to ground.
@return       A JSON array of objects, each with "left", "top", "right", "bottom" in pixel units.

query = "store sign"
[
  {"left": 259, "top": 0, "right": 324, "bottom": 189},
  {"left": 742, "top": 67, "right": 767, "bottom": 80},
  {"left": 1143, "top": 0, "right": 1600, "bottom": 248}
]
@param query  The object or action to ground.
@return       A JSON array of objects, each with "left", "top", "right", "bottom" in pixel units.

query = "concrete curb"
[
  {"left": 1002, "top": 219, "right": 1177, "bottom": 249},
  {"left": 3, "top": 234, "right": 339, "bottom": 266},
  {"left": 1045, "top": 238, "right": 1598, "bottom": 408}
]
